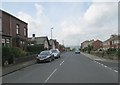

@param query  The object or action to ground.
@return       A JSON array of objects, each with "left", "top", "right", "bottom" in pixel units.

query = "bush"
[
  {"left": 26, "top": 45, "right": 45, "bottom": 54},
  {"left": 11, "top": 47, "right": 27, "bottom": 58},
  {"left": 2, "top": 46, "right": 11, "bottom": 65},
  {"left": 2, "top": 46, "right": 27, "bottom": 66},
  {"left": 106, "top": 48, "right": 116, "bottom": 55},
  {"left": 116, "top": 49, "right": 120, "bottom": 58}
]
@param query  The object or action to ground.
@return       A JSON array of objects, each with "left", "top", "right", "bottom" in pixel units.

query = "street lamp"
[{"left": 51, "top": 27, "right": 53, "bottom": 39}]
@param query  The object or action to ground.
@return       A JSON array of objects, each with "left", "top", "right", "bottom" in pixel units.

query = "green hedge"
[
  {"left": 26, "top": 45, "right": 45, "bottom": 54},
  {"left": 2, "top": 46, "right": 27, "bottom": 66},
  {"left": 106, "top": 48, "right": 116, "bottom": 55},
  {"left": 116, "top": 49, "right": 120, "bottom": 57}
]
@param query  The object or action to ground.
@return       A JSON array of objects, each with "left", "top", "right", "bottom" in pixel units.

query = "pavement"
[
  {"left": 2, "top": 59, "right": 36, "bottom": 76},
  {"left": 81, "top": 52, "right": 118, "bottom": 62},
  {"left": 2, "top": 51, "right": 118, "bottom": 83},
  {"left": 81, "top": 52, "right": 119, "bottom": 71}
]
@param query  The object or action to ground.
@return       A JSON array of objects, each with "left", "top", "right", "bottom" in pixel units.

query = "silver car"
[{"left": 50, "top": 49, "right": 61, "bottom": 59}]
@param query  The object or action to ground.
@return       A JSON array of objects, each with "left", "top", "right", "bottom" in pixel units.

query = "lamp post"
[{"left": 51, "top": 27, "right": 53, "bottom": 39}]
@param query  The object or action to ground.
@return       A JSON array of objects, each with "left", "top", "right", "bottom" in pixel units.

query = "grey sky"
[{"left": 1, "top": 0, "right": 118, "bottom": 46}]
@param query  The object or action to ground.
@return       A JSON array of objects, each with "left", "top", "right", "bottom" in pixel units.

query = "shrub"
[
  {"left": 11, "top": 47, "right": 27, "bottom": 58},
  {"left": 2, "top": 46, "right": 27, "bottom": 66},
  {"left": 26, "top": 44, "right": 44, "bottom": 54},
  {"left": 116, "top": 49, "right": 120, "bottom": 58},
  {"left": 106, "top": 48, "right": 116, "bottom": 55}
]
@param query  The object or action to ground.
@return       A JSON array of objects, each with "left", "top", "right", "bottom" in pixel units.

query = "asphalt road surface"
[{"left": 2, "top": 52, "right": 118, "bottom": 83}]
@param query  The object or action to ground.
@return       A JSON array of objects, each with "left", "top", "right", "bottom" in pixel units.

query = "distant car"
[
  {"left": 50, "top": 49, "right": 61, "bottom": 59},
  {"left": 36, "top": 50, "right": 54, "bottom": 63},
  {"left": 75, "top": 50, "right": 80, "bottom": 54}
]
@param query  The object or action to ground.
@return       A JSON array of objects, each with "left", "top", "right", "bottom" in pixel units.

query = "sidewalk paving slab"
[{"left": 2, "top": 59, "right": 36, "bottom": 76}]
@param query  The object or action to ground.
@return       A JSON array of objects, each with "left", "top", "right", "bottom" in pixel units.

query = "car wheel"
[
  {"left": 49, "top": 58, "right": 52, "bottom": 62},
  {"left": 37, "top": 60, "right": 40, "bottom": 63}
]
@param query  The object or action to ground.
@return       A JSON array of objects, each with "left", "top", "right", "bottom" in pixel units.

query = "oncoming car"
[
  {"left": 75, "top": 49, "right": 80, "bottom": 54},
  {"left": 36, "top": 50, "right": 54, "bottom": 63}
]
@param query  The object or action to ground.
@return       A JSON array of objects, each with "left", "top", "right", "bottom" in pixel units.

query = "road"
[{"left": 2, "top": 52, "right": 118, "bottom": 83}]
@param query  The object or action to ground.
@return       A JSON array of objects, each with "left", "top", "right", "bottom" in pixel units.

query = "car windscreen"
[
  {"left": 51, "top": 50, "right": 58, "bottom": 53},
  {"left": 40, "top": 51, "right": 50, "bottom": 55}
]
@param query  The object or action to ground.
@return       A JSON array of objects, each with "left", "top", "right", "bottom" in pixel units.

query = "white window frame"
[
  {"left": 2, "top": 38, "right": 5, "bottom": 46},
  {"left": 6, "top": 39, "right": 9, "bottom": 44},
  {"left": 16, "top": 24, "right": 19, "bottom": 34},
  {"left": 24, "top": 27, "right": 26, "bottom": 36},
  {"left": 0, "top": 18, "right": 2, "bottom": 32}
]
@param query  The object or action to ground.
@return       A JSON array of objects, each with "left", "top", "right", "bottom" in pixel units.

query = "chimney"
[
  {"left": 31, "top": 34, "right": 35, "bottom": 41},
  {"left": 111, "top": 34, "right": 117, "bottom": 38},
  {"left": 33, "top": 34, "right": 35, "bottom": 37}
]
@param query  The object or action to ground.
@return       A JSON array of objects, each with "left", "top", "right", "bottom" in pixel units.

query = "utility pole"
[
  {"left": 62, "top": 40, "right": 64, "bottom": 46},
  {"left": 51, "top": 27, "right": 53, "bottom": 39}
]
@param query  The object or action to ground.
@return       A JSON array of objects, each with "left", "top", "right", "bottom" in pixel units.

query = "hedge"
[
  {"left": 2, "top": 46, "right": 27, "bottom": 66},
  {"left": 26, "top": 44, "right": 45, "bottom": 54}
]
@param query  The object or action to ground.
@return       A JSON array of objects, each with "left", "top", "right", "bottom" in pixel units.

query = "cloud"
[
  {"left": 58, "top": 2, "right": 118, "bottom": 46},
  {"left": 17, "top": 3, "right": 50, "bottom": 37}
]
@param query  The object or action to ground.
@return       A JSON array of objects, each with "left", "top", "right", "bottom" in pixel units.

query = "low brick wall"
[
  {"left": 2, "top": 54, "right": 38, "bottom": 76},
  {"left": 14, "top": 54, "right": 37, "bottom": 64},
  {"left": 3, "top": 54, "right": 37, "bottom": 67}
]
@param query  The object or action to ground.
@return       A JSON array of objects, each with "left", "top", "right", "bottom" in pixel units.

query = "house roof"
[
  {"left": 104, "top": 35, "right": 118, "bottom": 43},
  {"left": 94, "top": 40, "right": 103, "bottom": 43},
  {"left": 28, "top": 36, "right": 50, "bottom": 45},
  {"left": 1, "top": 10, "right": 28, "bottom": 24}
]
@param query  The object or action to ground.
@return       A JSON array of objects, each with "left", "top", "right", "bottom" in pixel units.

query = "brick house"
[
  {"left": 1, "top": 10, "right": 28, "bottom": 49},
  {"left": 92, "top": 40, "right": 103, "bottom": 51},
  {"left": 103, "top": 35, "right": 120, "bottom": 50},
  {"left": 81, "top": 40, "right": 89, "bottom": 49}
]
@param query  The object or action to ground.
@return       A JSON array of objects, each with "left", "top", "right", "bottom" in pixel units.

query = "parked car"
[
  {"left": 75, "top": 49, "right": 80, "bottom": 54},
  {"left": 36, "top": 50, "right": 54, "bottom": 63},
  {"left": 50, "top": 49, "right": 61, "bottom": 59}
]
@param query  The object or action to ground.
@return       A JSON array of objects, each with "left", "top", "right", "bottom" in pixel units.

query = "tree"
[{"left": 87, "top": 45, "right": 93, "bottom": 53}]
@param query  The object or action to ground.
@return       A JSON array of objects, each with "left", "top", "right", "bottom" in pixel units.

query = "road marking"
[
  {"left": 94, "top": 61, "right": 118, "bottom": 73},
  {"left": 44, "top": 68, "right": 57, "bottom": 83},
  {"left": 60, "top": 61, "right": 64, "bottom": 66},
  {"left": 114, "top": 70, "right": 118, "bottom": 73},
  {"left": 104, "top": 65, "right": 107, "bottom": 68}
]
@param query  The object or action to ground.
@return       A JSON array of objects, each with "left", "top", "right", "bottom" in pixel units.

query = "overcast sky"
[{"left": 1, "top": 0, "right": 118, "bottom": 46}]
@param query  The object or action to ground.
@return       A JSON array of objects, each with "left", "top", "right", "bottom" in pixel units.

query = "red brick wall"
[
  {"left": 2, "top": 11, "right": 28, "bottom": 48},
  {"left": 93, "top": 40, "right": 103, "bottom": 50},
  {"left": 2, "top": 12, "right": 10, "bottom": 36}
]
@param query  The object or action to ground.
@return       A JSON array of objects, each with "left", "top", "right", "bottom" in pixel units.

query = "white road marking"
[
  {"left": 94, "top": 61, "right": 118, "bottom": 73},
  {"left": 60, "top": 61, "right": 64, "bottom": 66},
  {"left": 114, "top": 70, "right": 118, "bottom": 73},
  {"left": 104, "top": 65, "right": 107, "bottom": 68},
  {"left": 44, "top": 68, "right": 57, "bottom": 83}
]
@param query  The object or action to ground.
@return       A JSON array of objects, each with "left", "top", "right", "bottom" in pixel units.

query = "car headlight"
[
  {"left": 38, "top": 55, "right": 40, "bottom": 57},
  {"left": 46, "top": 55, "right": 50, "bottom": 58},
  {"left": 36, "top": 57, "right": 39, "bottom": 59}
]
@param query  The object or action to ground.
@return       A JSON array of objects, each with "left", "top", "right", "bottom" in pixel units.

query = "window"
[
  {"left": 2, "top": 38, "right": 5, "bottom": 46},
  {"left": 24, "top": 28, "right": 27, "bottom": 36},
  {"left": 20, "top": 41, "right": 23, "bottom": 44},
  {"left": 6, "top": 39, "right": 10, "bottom": 47},
  {"left": 23, "top": 41, "right": 25, "bottom": 44},
  {"left": 16, "top": 24, "right": 19, "bottom": 34},
  {"left": 6, "top": 39, "right": 9, "bottom": 44},
  {"left": 0, "top": 18, "right": 2, "bottom": 32}
]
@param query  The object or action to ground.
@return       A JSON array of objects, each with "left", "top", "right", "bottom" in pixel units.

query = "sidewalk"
[
  {"left": 81, "top": 52, "right": 118, "bottom": 63},
  {"left": 2, "top": 59, "right": 36, "bottom": 76}
]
